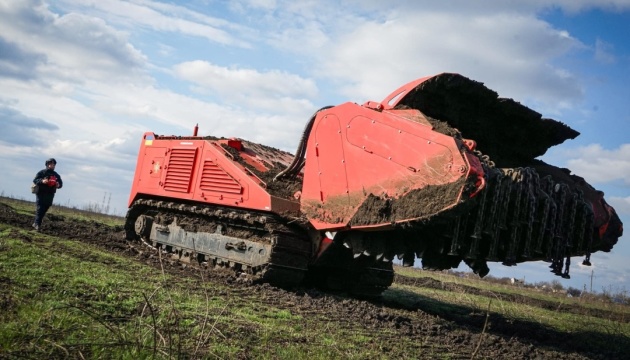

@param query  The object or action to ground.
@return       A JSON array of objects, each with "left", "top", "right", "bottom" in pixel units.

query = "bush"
[{"left": 566, "top": 287, "right": 582, "bottom": 298}]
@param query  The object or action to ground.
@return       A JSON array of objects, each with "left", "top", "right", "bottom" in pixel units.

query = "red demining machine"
[{"left": 125, "top": 73, "right": 623, "bottom": 296}]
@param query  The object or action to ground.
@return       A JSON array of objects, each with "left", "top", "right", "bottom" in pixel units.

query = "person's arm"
[
  {"left": 33, "top": 170, "right": 46, "bottom": 185},
  {"left": 55, "top": 172, "right": 63, "bottom": 189}
]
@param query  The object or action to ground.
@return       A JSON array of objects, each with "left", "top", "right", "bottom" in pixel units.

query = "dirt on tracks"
[{"left": 0, "top": 201, "right": 625, "bottom": 359}]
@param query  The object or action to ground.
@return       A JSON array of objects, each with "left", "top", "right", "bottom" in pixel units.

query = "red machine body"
[
  {"left": 128, "top": 136, "right": 299, "bottom": 214},
  {"left": 128, "top": 103, "right": 485, "bottom": 233}
]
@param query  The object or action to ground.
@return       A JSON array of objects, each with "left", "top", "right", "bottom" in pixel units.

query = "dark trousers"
[{"left": 34, "top": 193, "right": 55, "bottom": 226}]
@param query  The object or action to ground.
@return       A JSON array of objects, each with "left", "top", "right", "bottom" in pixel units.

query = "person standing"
[{"left": 32, "top": 158, "right": 63, "bottom": 231}]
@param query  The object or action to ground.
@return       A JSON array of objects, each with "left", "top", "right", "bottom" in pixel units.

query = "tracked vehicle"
[{"left": 125, "top": 73, "right": 623, "bottom": 296}]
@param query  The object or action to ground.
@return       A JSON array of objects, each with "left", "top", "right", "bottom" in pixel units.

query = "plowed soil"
[{"left": 0, "top": 201, "right": 626, "bottom": 359}]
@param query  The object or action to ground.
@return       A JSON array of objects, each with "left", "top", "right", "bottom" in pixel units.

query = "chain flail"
[
  {"left": 522, "top": 169, "right": 537, "bottom": 259},
  {"left": 434, "top": 153, "right": 599, "bottom": 280},
  {"left": 582, "top": 207, "right": 595, "bottom": 266},
  {"left": 559, "top": 191, "right": 580, "bottom": 278},
  {"left": 504, "top": 169, "right": 524, "bottom": 266},
  {"left": 534, "top": 176, "right": 553, "bottom": 254},
  {"left": 550, "top": 183, "right": 568, "bottom": 276}
]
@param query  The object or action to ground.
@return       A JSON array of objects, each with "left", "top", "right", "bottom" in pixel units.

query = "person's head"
[{"left": 45, "top": 158, "right": 57, "bottom": 168}]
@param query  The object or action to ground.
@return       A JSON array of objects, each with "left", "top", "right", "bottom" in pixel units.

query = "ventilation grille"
[
  {"left": 200, "top": 160, "right": 242, "bottom": 194},
  {"left": 164, "top": 148, "right": 197, "bottom": 193}
]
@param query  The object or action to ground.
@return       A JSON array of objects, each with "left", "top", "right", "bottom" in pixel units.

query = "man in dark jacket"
[{"left": 32, "top": 158, "right": 63, "bottom": 231}]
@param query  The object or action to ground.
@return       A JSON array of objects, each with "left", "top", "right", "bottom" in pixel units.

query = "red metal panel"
[
  {"left": 379, "top": 75, "right": 434, "bottom": 110},
  {"left": 164, "top": 148, "right": 197, "bottom": 193},
  {"left": 346, "top": 115, "right": 454, "bottom": 180},
  {"left": 193, "top": 142, "right": 250, "bottom": 204},
  {"left": 301, "top": 102, "right": 473, "bottom": 231},
  {"left": 138, "top": 147, "right": 165, "bottom": 190},
  {"left": 301, "top": 114, "right": 352, "bottom": 228},
  {"left": 315, "top": 114, "right": 349, "bottom": 202},
  {"left": 199, "top": 159, "right": 243, "bottom": 194}
]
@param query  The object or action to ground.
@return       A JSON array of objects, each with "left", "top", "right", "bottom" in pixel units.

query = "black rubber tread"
[
  {"left": 348, "top": 261, "right": 395, "bottom": 297},
  {"left": 125, "top": 198, "right": 312, "bottom": 288},
  {"left": 305, "top": 241, "right": 396, "bottom": 297}
]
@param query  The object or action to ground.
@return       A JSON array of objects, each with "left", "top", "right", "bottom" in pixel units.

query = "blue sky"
[{"left": 0, "top": 0, "right": 628, "bottom": 293}]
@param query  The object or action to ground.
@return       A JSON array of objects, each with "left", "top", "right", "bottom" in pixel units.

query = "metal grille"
[
  {"left": 164, "top": 148, "right": 197, "bottom": 193},
  {"left": 200, "top": 160, "right": 242, "bottom": 194}
]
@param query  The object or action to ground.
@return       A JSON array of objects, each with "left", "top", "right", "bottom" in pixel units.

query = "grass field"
[{"left": 1, "top": 196, "right": 628, "bottom": 359}]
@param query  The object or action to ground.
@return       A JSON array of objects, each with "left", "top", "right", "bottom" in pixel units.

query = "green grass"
[
  {"left": 386, "top": 283, "right": 630, "bottom": 334},
  {"left": 1, "top": 196, "right": 124, "bottom": 227},
  {"left": 1, "top": 197, "right": 629, "bottom": 359},
  {"left": 395, "top": 265, "right": 630, "bottom": 315},
  {"left": 387, "top": 267, "right": 630, "bottom": 355},
  {"left": 0, "top": 229, "right": 203, "bottom": 357},
  {"left": 0, "top": 220, "right": 443, "bottom": 359}
]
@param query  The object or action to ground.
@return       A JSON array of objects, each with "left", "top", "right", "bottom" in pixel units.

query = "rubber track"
[{"left": 125, "top": 199, "right": 312, "bottom": 288}]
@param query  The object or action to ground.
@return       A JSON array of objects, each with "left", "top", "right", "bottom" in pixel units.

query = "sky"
[{"left": 0, "top": 0, "right": 629, "bottom": 294}]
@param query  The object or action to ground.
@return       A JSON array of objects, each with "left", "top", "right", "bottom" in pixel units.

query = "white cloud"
[
  {"left": 0, "top": 37, "right": 47, "bottom": 80},
  {"left": 310, "top": 10, "right": 585, "bottom": 109},
  {"left": 565, "top": 144, "right": 630, "bottom": 185},
  {"left": 217, "top": 1, "right": 589, "bottom": 110},
  {"left": 609, "top": 196, "right": 630, "bottom": 216},
  {"left": 243, "top": 0, "right": 278, "bottom": 11},
  {"left": 173, "top": 61, "right": 318, "bottom": 109},
  {"left": 0, "top": 0, "right": 147, "bottom": 85},
  {"left": 594, "top": 38, "right": 617, "bottom": 64},
  {"left": 56, "top": 0, "right": 251, "bottom": 47}
]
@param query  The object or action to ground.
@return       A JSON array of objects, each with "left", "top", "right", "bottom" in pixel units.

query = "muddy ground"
[{"left": 0, "top": 201, "right": 626, "bottom": 359}]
